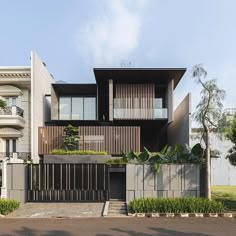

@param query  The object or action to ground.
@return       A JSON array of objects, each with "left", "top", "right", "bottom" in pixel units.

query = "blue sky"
[{"left": 0, "top": 0, "right": 235, "bottom": 111}]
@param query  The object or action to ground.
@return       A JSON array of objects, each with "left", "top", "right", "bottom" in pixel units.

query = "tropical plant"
[
  {"left": 122, "top": 143, "right": 203, "bottom": 173},
  {"left": 62, "top": 124, "right": 79, "bottom": 151},
  {"left": 192, "top": 64, "right": 225, "bottom": 199}
]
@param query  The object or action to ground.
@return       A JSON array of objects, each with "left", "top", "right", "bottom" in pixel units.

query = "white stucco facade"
[{"left": 0, "top": 51, "right": 54, "bottom": 163}]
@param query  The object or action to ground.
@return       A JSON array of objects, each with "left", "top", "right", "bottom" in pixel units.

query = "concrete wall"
[
  {"left": 51, "top": 85, "right": 59, "bottom": 120},
  {"left": 6, "top": 163, "right": 28, "bottom": 203},
  {"left": 167, "top": 79, "right": 174, "bottom": 123},
  {"left": 191, "top": 130, "right": 236, "bottom": 186},
  {"left": 126, "top": 163, "right": 200, "bottom": 202},
  {"left": 18, "top": 88, "right": 31, "bottom": 152},
  {"left": 31, "top": 51, "right": 54, "bottom": 163},
  {"left": 168, "top": 93, "right": 191, "bottom": 147}
]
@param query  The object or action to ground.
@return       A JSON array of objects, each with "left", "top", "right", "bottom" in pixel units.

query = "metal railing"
[
  {"left": 0, "top": 106, "right": 24, "bottom": 117},
  {"left": 113, "top": 108, "right": 168, "bottom": 119},
  {"left": 0, "top": 152, "right": 31, "bottom": 161}
]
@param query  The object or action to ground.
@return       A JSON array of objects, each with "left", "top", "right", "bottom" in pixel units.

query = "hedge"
[
  {"left": 50, "top": 149, "right": 108, "bottom": 155},
  {"left": 0, "top": 199, "right": 20, "bottom": 215},
  {"left": 128, "top": 197, "right": 224, "bottom": 213}
]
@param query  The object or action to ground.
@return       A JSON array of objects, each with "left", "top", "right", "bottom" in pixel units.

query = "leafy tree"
[
  {"left": 225, "top": 115, "right": 236, "bottom": 166},
  {"left": 62, "top": 124, "right": 79, "bottom": 151},
  {"left": 192, "top": 65, "right": 225, "bottom": 199},
  {"left": 0, "top": 99, "right": 6, "bottom": 109}
]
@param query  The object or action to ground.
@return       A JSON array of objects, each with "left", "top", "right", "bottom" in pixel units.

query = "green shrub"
[
  {"left": 0, "top": 199, "right": 20, "bottom": 215},
  {"left": 106, "top": 158, "right": 128, "bottom": 166},
  {"left": 128, "top": 197, "right": 224, "bottom": 213},
  {"left": 50, "top": 149, "right": 108, "bottom": 155}
]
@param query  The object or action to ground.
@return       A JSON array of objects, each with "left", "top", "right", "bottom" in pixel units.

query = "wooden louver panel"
[
  {"left": 38, "top": 126, "right": 140, "bottom": 155},
  {"left": 114, "top": 83, "right": 155, "bottom": 119}
]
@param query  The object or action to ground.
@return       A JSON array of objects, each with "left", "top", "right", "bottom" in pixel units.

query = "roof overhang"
[
  {"left": 52, "top": 83, "right": 97, "bottom": 96},
  {"left": 93, "top": 68, "right": 186, "bottom": 89}
]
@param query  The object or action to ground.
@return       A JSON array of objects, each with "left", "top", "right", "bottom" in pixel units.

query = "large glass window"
[
  {"left": 72, "top": 97, "right": 83, "bottom": 120},
  {"left": 155, "top": 98, "right": 163, "bottom": 108},
  {"left": 59, "top": 97, "right": 71, "bottom": 120},
  {"left": 84, "top": 97, "right": 96, "bottom": 120},
  {"left": 59, "top": 96, "right": 96, "bottom": 120}
]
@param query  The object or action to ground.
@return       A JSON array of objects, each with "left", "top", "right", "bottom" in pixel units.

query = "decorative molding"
[
  {"left": 0, "top": 73, "right": 31, "bottom": 78},
  {"left": 0, "top": 127, "right": 23, "bottom": 138}
]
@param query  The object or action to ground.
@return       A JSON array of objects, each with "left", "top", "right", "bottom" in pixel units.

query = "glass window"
[
  {"left": 59, "top": 97, "right": 71, "bottom": 120},
  {"left": 84, "top": 97, "right": 96, "bottom": 120},
  {"left": 72, "top": 97, "right": 83, "bottom": 120},
  {"left": 6, "top": 139, "right": 9, "bottom": 153},
  {"left": 155, "top": 98, "right": 163, "bottom": 108},
  {"left": 13, "top": 140, "right": 16, "bottom": 152},
  {"left": 5, "top": 97, "right": 17, "bottom": 106}
]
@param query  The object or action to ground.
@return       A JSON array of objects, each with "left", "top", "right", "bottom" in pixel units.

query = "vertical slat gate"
[{"left": 27, "top": 163, "right": 109, "bottom": 202}]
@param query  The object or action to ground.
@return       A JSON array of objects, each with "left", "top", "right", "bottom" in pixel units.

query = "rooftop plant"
[
  {"left": 62, "top": 124, "right": 79, "bottom": 151},
  {"left": 50, "top": 149, "right": 108, "bottom": 155}
]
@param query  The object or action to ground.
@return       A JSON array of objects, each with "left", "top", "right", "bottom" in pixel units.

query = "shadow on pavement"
[
  {"left": 96, "top": 227, "right": 212, "bottom": 236},
  {"left": 3, "top": 227, "right": 73, "bottom": 236}
]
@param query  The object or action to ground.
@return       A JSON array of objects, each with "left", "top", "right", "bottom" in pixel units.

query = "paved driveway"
[{"left": 7, "top": 203, "right": 104, "bottom": 218}]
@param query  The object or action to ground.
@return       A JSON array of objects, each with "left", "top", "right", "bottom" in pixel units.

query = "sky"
[{"left": 0, "top": 0, "right": 235, "bottom": 113}]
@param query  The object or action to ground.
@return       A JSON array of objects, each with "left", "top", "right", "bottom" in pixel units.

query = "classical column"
[{"left": 0, "top": 159, "right": 7, "bottom": 199}]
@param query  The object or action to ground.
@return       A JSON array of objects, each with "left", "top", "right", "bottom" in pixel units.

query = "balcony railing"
[
  {"left": 0, "top": 152, "right": 31, "bottom": 161},
  {"left": 113, "top": 108, "right": 168, "bottom": 119},
  {"left": 0, "top": 106, "right": 24, "bottom": 117}
]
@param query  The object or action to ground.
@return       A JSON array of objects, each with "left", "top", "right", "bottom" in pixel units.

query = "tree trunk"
[{"left": 205, "top": 128, "right": 211, "bottom": 199}]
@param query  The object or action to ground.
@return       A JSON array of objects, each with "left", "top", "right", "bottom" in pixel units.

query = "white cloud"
[{"left": 76, "top": 0, "right": 146, "bottom": 67}]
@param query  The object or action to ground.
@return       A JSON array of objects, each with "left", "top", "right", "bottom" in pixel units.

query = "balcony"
[
  {"left": 0, "top": 106, "right": 25, "bottom": 128},
  {"left": 0, "top": 152, "right": 31, "bottom": 161},
  {"left": 113, "top": 108, "right": 168, "bottom": 120}
]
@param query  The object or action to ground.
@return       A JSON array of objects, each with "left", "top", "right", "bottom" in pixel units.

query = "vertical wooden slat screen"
[
  {"left": 38, "top": 126, "right": 140, "bottom": 155},
  {"left": 114, "top": 83, "right": 155, "bottom": 119}
]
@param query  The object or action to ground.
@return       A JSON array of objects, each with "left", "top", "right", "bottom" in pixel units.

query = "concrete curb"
[
  {"left": 102, "top": 201, "right": 109, "bottom": 217},
  {"left": 129, "top": 213, "right": 236, "bottom": 218}
]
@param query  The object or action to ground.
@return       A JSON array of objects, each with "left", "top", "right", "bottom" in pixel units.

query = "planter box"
[
  {"left": 219, "top": 213, "right": 233, "bottom": 218},
  {"left": 43, "top": 155, "right": 112, "bottom": 164}
]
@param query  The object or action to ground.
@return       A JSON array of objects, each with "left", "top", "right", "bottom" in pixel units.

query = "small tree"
[
  {"left": 225, "top": 115, "right": 236, "bottom": 166},
  {"left": 192, "top": 65, "right": 225, "bottom": 199},
  {"left": 62, "top": 124, "right": 79, "bottom": 151}
]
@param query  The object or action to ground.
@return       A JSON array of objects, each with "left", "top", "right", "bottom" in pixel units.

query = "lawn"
[{"left": 212, "top": 186, "right": 236, "bottom": 212}]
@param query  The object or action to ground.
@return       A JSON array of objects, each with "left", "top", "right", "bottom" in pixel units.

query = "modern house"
[
  {"left": 1, "top": 52, "right": 198, "bottom": 205},
  {"left": 39, "top": 68, "right": 191, "bottom": 156}
]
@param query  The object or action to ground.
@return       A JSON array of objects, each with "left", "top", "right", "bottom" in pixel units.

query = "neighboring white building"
[
  {"left": 190, "top": 128, "right": 236, "bottom": 186},
  {"left": 0, "top": 51, "right": 54, "bottom": 163}
]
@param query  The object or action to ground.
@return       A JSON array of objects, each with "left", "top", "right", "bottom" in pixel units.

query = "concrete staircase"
[{"left": 108, "top": 200, "right": 127, "bottom": 217}]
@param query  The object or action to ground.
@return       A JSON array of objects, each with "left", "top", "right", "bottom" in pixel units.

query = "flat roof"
[
  {"left": 93, "top": 68, "right": 186, "bottom": 88},
  {"left": 52, "top": 83, "right": 97, "bottom": 95}
]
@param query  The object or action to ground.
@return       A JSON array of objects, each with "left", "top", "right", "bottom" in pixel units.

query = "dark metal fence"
[{"left": 27, "top": 163, "right": 109, "bottom": 202}]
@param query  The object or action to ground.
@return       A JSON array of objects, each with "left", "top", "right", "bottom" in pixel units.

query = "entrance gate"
[{"left": 27, "top": 163, "right": 109, "bottom": 202}]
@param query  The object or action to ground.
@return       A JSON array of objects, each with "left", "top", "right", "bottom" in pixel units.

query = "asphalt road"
[{"left": 0, "top": 217, "right": 236, "bottom": 236}]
